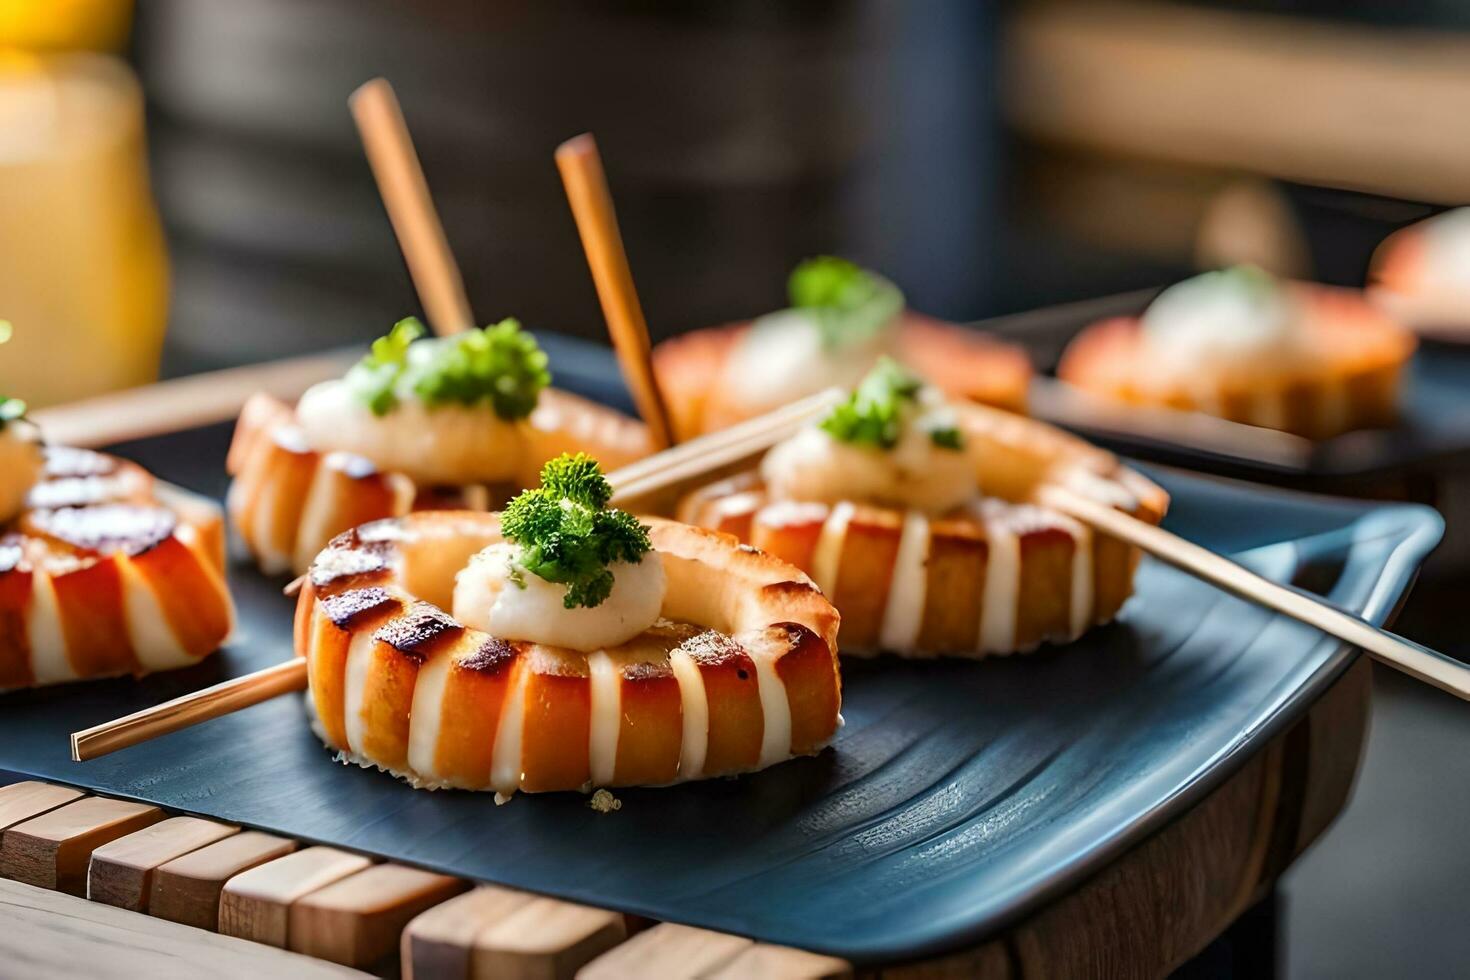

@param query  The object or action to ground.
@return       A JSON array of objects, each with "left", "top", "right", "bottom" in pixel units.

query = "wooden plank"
[
  {"left": 402, "top": 885, "right": 534, "bottom": 980},
  {"left": 151, "top": 830, "right": 298, "bottom": 931},
  {"left": 288, "top": 863, "right": 468, "bottom": 968},
  {"left": 219, "top": 846, "right": 373, "bottom": 948},
  {"left": 0, "top": 781, "right": 84, "bottom": 832},
  {"left": 0, "top": 877, "right": 371, "bottom": 979},
  {"left": 578, "top": 922, "right": 752, "bottom": 979},
  {"left": 472, "top": 896, "right": 627, "bottom": 980},
  {"left": 706, "top": 944, "right": 853, "bottom": 980},
  {"left": 0, "top": 797, "right": 163, "bottom": 896},
  {"left": 88, "top": 815, "right": 239, "bottom": 911}
]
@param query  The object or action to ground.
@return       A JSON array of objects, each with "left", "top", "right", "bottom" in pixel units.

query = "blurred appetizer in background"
[
  {"left": 228, "top": 317, "right": 650, "bottom": 576},
  {"left": 1370, "top": 207, "right": 1470, "bottom": 340},
  {"left": 653, "top": 256, "right": 1031, "bottom": 440},
  {"left": 0, "top": 327, "right": 232, "bottom": 690},
  {"left": 1058, "top": 266, "right": 1416, "bottom": 440},
  {"left": 679, "top": 360, "right": 1166, "bottom": 658},
  {"left": 294, "top": 454, "right": 841, "bottom": 797}
]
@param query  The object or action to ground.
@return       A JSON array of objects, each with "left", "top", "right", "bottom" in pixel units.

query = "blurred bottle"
[{"left": 0, "top": 2, "right": 168, "bottom": 407}]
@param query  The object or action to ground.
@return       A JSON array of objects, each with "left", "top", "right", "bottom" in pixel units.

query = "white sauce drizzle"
[
  {"left": 668, "top": 649, "right": 708, "bottom": 780},
  {"left": 341, "top": 628, "right": 378, "bottom": 755},
  {"left": 587, "top": 650, "right": 621, "bottom": 786},
  {"left": 750, "top": 643, "right": 793, "bottom": 769},
  {"left": 119, "top": 557, "right": 191, "bottom": 672},
  {"left": 1066, "top": 520, "right": 1093, "bottom": 640},
  {"left": 490, "top": 658, "right": 530, "bottom": 795},
  {"left": 878, "top": 510, "right": 931, "bottom": 653},
  {"left": 26, "top": 573, "right": 73, "bottom": 685},
  {"left": 405, "top": 644, "right": 452, "bottom": 780},
  {"left": 809, "top": 501, "right": 854, "bottom": 596},
  {"left": 978, "top": 504, "right": 1020, "bottom": 654}
]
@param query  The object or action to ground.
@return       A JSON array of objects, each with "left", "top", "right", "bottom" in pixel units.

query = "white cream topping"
[
  {"left": 1141, "top": 267, "right": 1301, "bottom": 377},
  {"left": 0, "top": 423, "right": 43, "bottom": 524},
  {"left": 452, "top": 542, "right": 666, "bottom": 653},
  {"left": 719, "top": 308, "right": 896, "bottom": 417},
  {"left": 761, "top": 408, "right": 978, "bottom": 515},
  {"left": 1419, "top": 208, "right": 1470, "bottom": 291},
  {"left": 297, "top": 378, "right": 524, "bottom": 486}
]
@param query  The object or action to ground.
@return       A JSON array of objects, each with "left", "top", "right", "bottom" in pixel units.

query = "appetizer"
[
  {"left": 679, "top": 360, "right": 1168, "bottom": 658},
  {"left": 1058, "top": 266, "right": 1415, "bottom": 440},
  {"left": 294, "top": 454, "right": 841, "bottom": 796},
  {"left": 228, "top": 318, "right": 650, "bottom": 575},
  {"left": 653, "top": 257, "right": 1031, "bottom": 439},
  {"left": 1369, "top": 207, "right": 1470, "bottom": 339},
  {"left": 0, "top": 395, "right": 233, "bottom": 690}
]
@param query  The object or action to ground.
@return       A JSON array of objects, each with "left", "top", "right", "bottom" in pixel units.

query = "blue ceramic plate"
[{"left": 0, "top": 337, "right": 1442, "bottom": 964}]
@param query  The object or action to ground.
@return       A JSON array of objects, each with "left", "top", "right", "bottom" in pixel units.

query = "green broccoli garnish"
[
  {"left": 787, "top": 256, "right": 905, "bottom": 350},
  {"left": 819, "top": 357, "right": 965, "bottom": 452},
  {"left": 501, "top": 453, "right": 652, "bottom": 609},
  {"left": 346, "top": 317, "right": 550, "bottom": 419}
]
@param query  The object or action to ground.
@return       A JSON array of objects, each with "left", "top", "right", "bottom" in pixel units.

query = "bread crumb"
[{"left": 589, "top": 788, "right": 622, "bottom": 813}]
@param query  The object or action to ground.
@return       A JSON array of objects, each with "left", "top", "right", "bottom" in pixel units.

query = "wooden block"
[
  {"left": 0, "top": 797, "right": 163, "bottom": 896},
  {"left": 402, "top": 885, "right": 534, "bottom": 980},
  {"left": 577, "top": 922, "right": 753, "bottom": 979},
  {"left": 0, "top": 782, "right": 84, "bottom": 832},
  {"left": 88, "top": 815, "right": 239, "bottom": 912},
  {"left": 289, "top": 863, "right": 468, "bottom": 968},
  {"left": 473, "top": 896, "right": 628, "bottom": 980},
  {"left": 706, "top": 944, "right": 853, "bottom": 980},
  {"left": 151, "top": 830, "right": 298, "bottom": 931},
  {"left": 0, "top": 877, "right": 373, "bottom": 978},
  {"left": 220, "top": 846, "right": 373, "bottom": 948}
]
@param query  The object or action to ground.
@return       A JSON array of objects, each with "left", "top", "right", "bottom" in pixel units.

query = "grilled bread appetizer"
[
  {"left": 1059, "top": 266, "right": 1415, "bottom": 440},
  {"left": 679, "top": 361, "right": 1168, "bottom": 658},
  {"left": 294, "top": 454, "right": 841, "bottom": 797},
  {"left": 228, "top": 318, "right": 651, "bottom": 576},
  {"left": 0, "top": 396, "right": 233, "bottom": 690},
  {"left": 1369, "top": 207, "right": 1470, "bottom": 340},
  {"left": 653, "top": 257, "right": 1031, "bottom": 440}
]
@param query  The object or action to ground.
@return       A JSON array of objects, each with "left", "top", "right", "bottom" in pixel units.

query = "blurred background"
[{"left": 2, "top": 1, "right": 1468, "bottom": 975}]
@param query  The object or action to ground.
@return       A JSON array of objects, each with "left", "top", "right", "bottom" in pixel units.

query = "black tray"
[
  {"left": 982, "top": 288, "right": 1470, "bottom": 490},
  {"left": 0, "top": 336, "right": 1443, "bottom": 964}
]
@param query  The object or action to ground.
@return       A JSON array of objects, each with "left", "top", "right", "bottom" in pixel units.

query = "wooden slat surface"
[
  {"left": 288, "top": 863, "right": 468, "bottom": 967},
  {"left": 402, "top": 885, "right": 534, "bottom": 979},
  {"left": 88, "top": 815, "right": 239, "bottom": 911},
  {"left": 150, "top": 830, "right": 298, "bottom": 931},
  {"left": 578, "top": 922, "right": 754, "bottom": 979},
  {"left": 219, "top": 845, "right": 373, "bottom": 948},
  {"left": 706, "top": 944, "right": 854, "bottom": 980},
  {"left": 0, "top": 781, "right": 83, "bottom": 832},
  {"left": 0, "top": 877, "right": 370, "bottom": 979},
  {"left": 0, "top": 797, "right": 163, "bottom": 896},
  {"left": 473, "top": 896, "right": 627, "bottom": 980}
]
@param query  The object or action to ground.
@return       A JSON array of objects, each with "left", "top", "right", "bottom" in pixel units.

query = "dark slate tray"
[
  {"left": 0, "top": 335, "right": 1443, "bottom": 965},
  {"left": 982, "top": 289, "right": 1470, "bottom": 487}
]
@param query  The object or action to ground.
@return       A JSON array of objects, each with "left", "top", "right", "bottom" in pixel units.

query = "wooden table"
[{"left": 0, "top": 656, "right": 1371, "bottom": 978}]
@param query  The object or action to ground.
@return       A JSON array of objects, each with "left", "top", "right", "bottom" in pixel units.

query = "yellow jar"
[{"left": 0, "top": 50, "right": 168, "bottom": 406}]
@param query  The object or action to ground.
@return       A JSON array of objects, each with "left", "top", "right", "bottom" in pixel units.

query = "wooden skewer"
[
  {"left": 68, "top": 394, "right": 840, "bottom": 762},
  {"left": 350, "top": 78, "right": 475, "bottom": 337},
  {"left": 30, "top": 349, "right": 357, "bottom": 450},
  {"left": 1043, "top": 486, "right": 1470, "bottom": 700},
  {"left": 555, "top": 133, "right": 676, "bottom": 450},
  {"left": 72, "top": 660, "right": 310, "bottom": 762}
]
